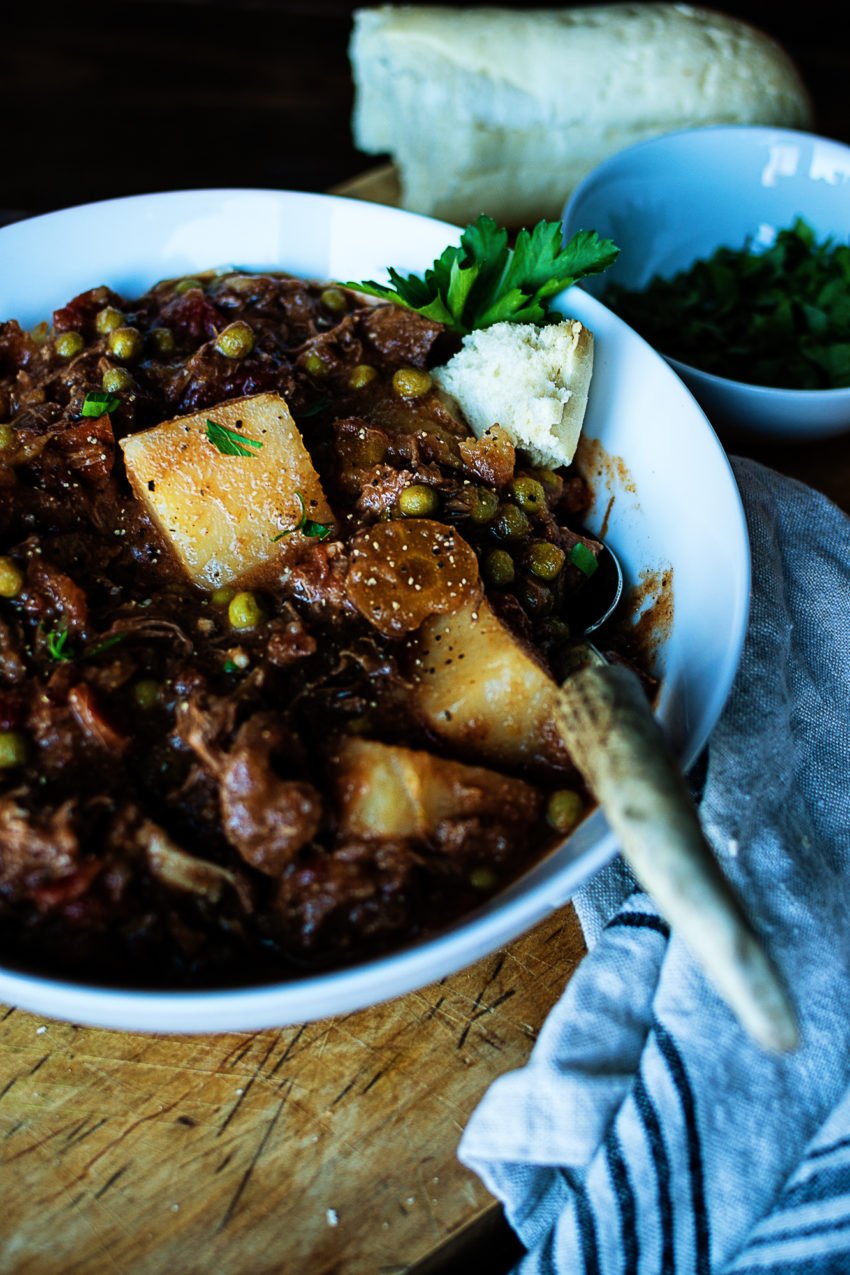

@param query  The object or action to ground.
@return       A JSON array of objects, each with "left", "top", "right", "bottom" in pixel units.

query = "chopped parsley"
[
  {"left": 205, "top": 419, "right": 264, "bottom": 457},
  {"left": 85, "top": 633, "right": 127, "bottom": 659},
  {"left": 81, "top": 391, "right": 121, "bottom": 418},
  {"left": 569, "top": 542, "right": 599, "bottom": 578},
  {"left": 605, "top": 218, "right": 850, "bottom": 389},
  {"left": 45, "top": 627, "right": 74, "bottom": 662},
  {"left": 346, "top": 215, "right": 619, "bottom": 337},
  {"left": 272, "top": 490, "right": 333, "bottom": 542},
  {"left": 297, "top": 396, "right": 331, "bottom": 419}
]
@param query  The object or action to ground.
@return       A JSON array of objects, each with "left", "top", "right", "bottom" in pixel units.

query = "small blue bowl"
[{"left": 563, "top": 126, "right": 850, "bottom": 442}]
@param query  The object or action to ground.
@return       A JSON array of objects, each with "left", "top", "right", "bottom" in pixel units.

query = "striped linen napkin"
[{"left": 459, "top": 456, "right": 850, "bottom": 1273}]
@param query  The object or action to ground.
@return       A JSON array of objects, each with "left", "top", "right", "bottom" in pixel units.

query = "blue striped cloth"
[{"left": 459, "top": 458, "right": 850, "bottom": 1273}]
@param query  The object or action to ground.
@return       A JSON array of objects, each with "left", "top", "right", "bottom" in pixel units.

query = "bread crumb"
[{"left": 433, "top": 319, "right": 593, "bottom": 467}]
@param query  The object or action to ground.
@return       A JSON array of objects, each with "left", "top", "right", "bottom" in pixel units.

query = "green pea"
[
  {"left": 518, "top": 579, "right": 553, "bottom": 617},
  {"left": 215, "top": 321, "right": 255, "bottom": 360},
  {"left": 0, "top": 731, "right": 28, "bottom": 770},
  {"left": 392, "top": 367, "right": 432, "bottom": 398},
  {"left": 149, "top": 327, "right": 176, "bottom": 356},
  {"left": 468, "top": 487, "right": 500, "bottom": 524},
  {"left": 228, "top": 590, "right": 264, "bottom": 630},
  {"left": 511, "top": 476, "right": 547, "bottom": 515},
  {"left": 545, "top": 618, "right": 572, "bottom": 644},
  {"left": 536, "top": 467, "right": 561, "bottom": 487},
  {"left": 103, "top": 366, "right": 134, "bottom": 394},
  {"left": 95, "top": 306, "right": 125, "bottom": 335},
  {"left": 320, "top": 287, "right": 348, "bottom": 313},
  {"left": 528, "top": 541, "right": 566, "bottom": 580},
  {"left": 398, "top": 484, "right": 439, "bottom": 517},
  {"left": 133, "top": 680, "right": 160, "bottom": 711},
  {"left": 493, "top": 502, "right": 530, "bottom": 542},
  {"left": 302, "top": 350, "right": 329, "bottom": 377},
  {"left": 174, "top": 277, "right": 204, "bottom": 294},
  {"left": 469, "top": 866, "right": 498, "bottom": 891},
  {"left": 546, "top": 789, "right": 584, "bottom": 834},
  {"left": 54, "top": 331, "right": 84, "bottom": 360},
  {"left": 349, "top": 363, "right": 377, "bottom": 390},
  {"left": 0, "top": 556, "right": 24, "bottom": 597},
  {"left": 107, "top": 326, "right": 144, "bottom": 362},
  {"left": 484, "top": 549, "right": 515, "bottom": 587}
]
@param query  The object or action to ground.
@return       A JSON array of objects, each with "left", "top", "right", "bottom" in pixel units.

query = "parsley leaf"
[
  {"left": 45, "top": 627, "right": 75, "bottom": 662},
  {"left": 345, "top": 215, "right": 619, "bottom": 336},
  {"left": 272, "top": 491, "right": 333, "bottom": 542},
  {"left": 569, "top": 542, "right": 599, "bottom": 578},
  {"left": 205, "top": 419, "right": 264, "bottom": 457},
  {"left": 82, "top": 391, "right": 121, "bottom": 418},
  {"left": 606, "top": 218, "right": 850, "bottom": 389}
]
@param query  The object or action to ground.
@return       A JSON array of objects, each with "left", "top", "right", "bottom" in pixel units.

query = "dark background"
[
  {"left": 1, "top": 0, "right": 847, "bottom": 217},
  {"left": 1, "top": 5, "right": 847, "bottom": 1270}
]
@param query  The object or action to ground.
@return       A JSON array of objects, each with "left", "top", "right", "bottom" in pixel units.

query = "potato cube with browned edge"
[
  {"left": 335, "top": 737, "right": 541, "bottom": 841},
  {"left": 409, "top": 597, "right": 570, "bottom": 771},
  {"left": 120, "top": 392, "right": 335, "bottom": 590}
]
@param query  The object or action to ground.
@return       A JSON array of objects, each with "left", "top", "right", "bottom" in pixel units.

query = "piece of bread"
[
  {"left": 350, "top": 4, "right": 814, "bottom": 226},
  {"left": 433, "top": 318, "right": 592, "bottom": 467}
]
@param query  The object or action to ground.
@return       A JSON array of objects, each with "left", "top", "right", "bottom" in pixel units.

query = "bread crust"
[{"left": 350, "top": 3, "right": 814, "bottom": 225}]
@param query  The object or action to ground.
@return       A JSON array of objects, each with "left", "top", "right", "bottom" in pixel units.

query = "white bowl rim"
[{"left": 0, "top": 186, "right": 749, "bottom": 1031}]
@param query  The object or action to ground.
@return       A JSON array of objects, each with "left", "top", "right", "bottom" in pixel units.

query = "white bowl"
[
  {"left": 0, "top": 189, "right": 749, "bottom": 1031},
  {"left": 563, "top": 126, "right": 850, "bottom": 442}
]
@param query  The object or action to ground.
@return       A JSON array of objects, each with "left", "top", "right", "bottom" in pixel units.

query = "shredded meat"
[{"left": 0, "top": 267, "right": 630, "bottom": 987}]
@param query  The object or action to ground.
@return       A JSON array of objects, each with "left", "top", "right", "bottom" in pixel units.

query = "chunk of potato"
[
  {"left": 410, "top": 598, "right": 569, "bottom": 770},
  {"left": 335, "top": 737, "right": 540, "bottom": 840},
  {"left": 120, "top": 392, "right": 334, "bottom": 590}
]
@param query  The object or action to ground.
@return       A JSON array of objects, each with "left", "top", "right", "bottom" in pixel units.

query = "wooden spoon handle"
[{"left": 555, "top": 662, "right": 798, "bottom": 1053}]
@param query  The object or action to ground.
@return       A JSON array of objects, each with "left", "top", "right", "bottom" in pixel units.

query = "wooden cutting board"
[{"left": 0, "top": 909, "right": 585, "bottom": 1274}]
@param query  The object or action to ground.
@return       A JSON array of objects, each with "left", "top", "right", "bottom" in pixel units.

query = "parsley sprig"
[
  {"left": 272, "top": 491, "right": 333, "bottom": 542},
  {"left": 345, "top": 215, "right": 619, "bottom": 337},
  {"left": 205, "top": 419, "right": 264, "bottom": 457}
]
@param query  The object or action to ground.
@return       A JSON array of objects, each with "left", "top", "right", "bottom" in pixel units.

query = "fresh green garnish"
[
  {"left": 606, "top": 218, "right": 850, "bottom": 389},
  {"left": 297, "top": 396, "right": 331, "bottom": 419},
  {"left": 45, "top": 627, "right": 74, "bottom": 662},
  {"left": 205, "top": 419, "right": 264, "bottom": 457},
  {"left": 86, "top": 633, "right": 126, "bottom": 659},
  {"left": 81, "top": 391, "right": 121, "bottom": 418},
  {"left": 569, "top": 542, "right": 599, "bottom": 578},
  {"left": 223, "top": 659, "right": 239, "bottom": 673},
  {"left": 272, "top": 491, "right": 333, "bottom": 542},
  {"left": 345, "top": 215, "right": 619, "bottom": 337}
]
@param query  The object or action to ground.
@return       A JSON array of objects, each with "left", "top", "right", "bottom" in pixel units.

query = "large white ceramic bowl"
[
  {"left": 0, "top": 190, "right": 749, "bottom": 1031},
  {"left": 563, "top": 126, "right": 850, "bottom": 442}
]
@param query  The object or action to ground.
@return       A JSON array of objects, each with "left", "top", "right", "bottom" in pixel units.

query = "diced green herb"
[
  {"left": 605, "top": 218, "right": 850, "bottom": 389},
  {"left": 45, "top": 627, "right": 74, "bottom": 662},
  {"left": 205, "top": 419, "right": 264, "bottom": 457},
  {"left": 297, "top": 396, "right": 331, "bottom": 419},
  {"left": 345, "top": 215, "right": 619, "bottom": 337},
  {"left": 223, "top": 659, "right": 239, "bottom": 673},
  {"left": 85, "top": 633, "right": 126, "bottom": 659},
  {"left": 81, "top": 390, "right": 121, "bottom": 418},
  {"left": 569, "top": 542, "right": 599, "bottom": 577},
  {"left": 272, "top": 490, "right": 333, "bottom": 542}
]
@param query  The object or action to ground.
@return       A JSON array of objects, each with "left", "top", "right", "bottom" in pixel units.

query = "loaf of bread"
[
  {"left": 350, "top": 4, "right": 814, "bottom": 226},
  {"left": 433, "top": 319, "right": 593, "bottom": 467}
]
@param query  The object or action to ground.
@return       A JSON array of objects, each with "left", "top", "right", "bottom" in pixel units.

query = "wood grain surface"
[{"left": 0, "top": 909, "right": 583, "bottom": 1274}]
